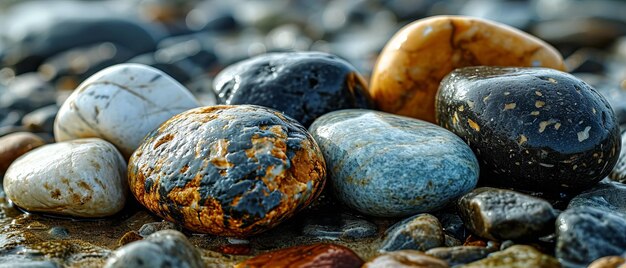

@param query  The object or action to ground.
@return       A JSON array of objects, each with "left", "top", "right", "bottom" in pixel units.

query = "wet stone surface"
[
  {"left": 235, "top": 243, "right": 364, "bottom": 268},
  {"left": 213, "top": 52, "right": 374, "bottom": 127},
  {"left": 363, "top": 250, "right": 449, "bottom": 268},
  {"left": 436, "top": 66, "right": 621, "bottom": 192},
  {"left": 457, "top": 187, "right": 557, "bottom": 241},
  {"left": 128, "top": 105, "right": 326, "bottom": 237},
  {"left": 309, "top": 109, "right": 479, "bottom": 217},
  {"left": 425, "top": 246, "right": 493, "bottom": 266},
  {"left": 556, "top": 206, "right": 626, "bottom": 266},
  {"left": 104, "top": 230, "right": 204, "bottom": 268},
  {"left": 459, "top": 245, "right": 560, "bottom": 268},
  {"left": 380, "top": 213, "right": 444, "bottom": 252},
  {"left": 567, "top": 180, "right": 626, "bottom": 215}
]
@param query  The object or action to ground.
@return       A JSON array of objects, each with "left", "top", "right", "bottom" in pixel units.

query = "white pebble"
[
  {"left": 54, "top": 63, "right": 200, "bottom": 157},
  {"left": 3, "top": 138, "right": 128, "bottom": 217}
]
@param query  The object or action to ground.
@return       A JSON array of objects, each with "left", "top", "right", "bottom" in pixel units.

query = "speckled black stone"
[
  {"left": 436, "top": 66, "right": 621, "bottom": 191},
  {"left": 556, "top": 206, "right": 626, "bottom": 266},
  {"left": 610, "top": 133, "right": 626, "bottom": 184},
  {"left": 213, "top": 52, "right": 374, "bottom": 127}
]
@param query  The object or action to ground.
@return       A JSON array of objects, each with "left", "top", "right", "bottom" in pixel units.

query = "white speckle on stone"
[
  {"left": 539, "top": 163, "right": 554, "bottom": 168},
  {"left": 3, "top": 138, "right": 127, "bottom": 217},
  {"left": 54, "top": 64, "right": 200, "bottom": 158},
  {"left": 577, "top": 126, "right": 591, "bottom": 142},
  {"left": 423, "top": 25, "right": 433, "bottom": 36}
]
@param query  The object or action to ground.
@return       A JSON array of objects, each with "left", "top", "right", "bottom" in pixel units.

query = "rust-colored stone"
[
  {"left": 214, "top": 244, "right": 252, "bottom": 256},
  {"left": 369, "top": 15, "right": 566, "bottom": 123},
  {"left": 0, "top": 132, "right": 45, "bottom": 173},
  {"left": 236, "top": 243, "right": 363, "bottom": 268},
  {"left": 128, "top": 105, "right": 326, "bottom": 237},
  {"left": 463, "top": 235, "right": 488, "bottom": 247}
]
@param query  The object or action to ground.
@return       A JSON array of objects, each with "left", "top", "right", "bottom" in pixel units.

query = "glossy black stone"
[
  {"left": 436, "top": 67, "right": 621, "bottom": 191},
  {"left": 213, "top": 52, "right": 374, "bottom": 127},
  {"left": 568, "top": 179, "right": 626, "bottom": 215}
]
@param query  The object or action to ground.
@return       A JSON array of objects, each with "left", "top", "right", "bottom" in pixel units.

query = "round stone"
[
  {"left": 213, "top": 51, "right": 374, "bottom": 127},
  {"left": 236, "top": 243, "right": 363, "bottom": 268},
  {"left": 436, "top": 66, "right": 620, "bottom": 191},
  {"left": 0, "top": 132, "right": 45, "bottom": 173},
  {"left": 309, "top": 109, "right": 479, "bottom": 217},
  {"left": 380, "top": 214, "right": 445, "bottom": 252},
  {"left": 363, "top": 250, "right": 448, "bottom": 268},
  {"left": 54, "top": 63, "right": 199, "bottom": 158},
  {"left": 104, "top": 230, "right": 204, "bottom": 268},
  {"left": 3, "top": 138, "right": 127, "bottom": 217},
  {"left": 128, "top": 105, "right": 326, "bottom": 237},
  {"left": 369, "top": 15, "right": 565, "bottom": 123}
]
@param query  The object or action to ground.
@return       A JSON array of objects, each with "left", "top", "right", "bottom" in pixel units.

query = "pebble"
[
  {"left": 309, "top": 109, "right": 479, "bottom": 217},
  {"left": 213, "top": 52, "right": 374, "bottom": 127},
  {"left": 301, "top": 211, "right": 378, "bottom": 240},
  {"left": 236, "top": 243, "right": 363, "bottom": 268},
  {"left": 369, "top": 15, "right": 565, "bottom": 123},
  {"left": 380, "top": 214, "right": 444, "bottom": 252},
  {"left": 568, "top": 180, "right": 626, "bottom": 215},
  {"left": 457, "top": 187, "right": 557, "bottom": 240},
  {"left": 22, "top": 105, "right": 58, "bottom": 133},
  {"left": 588, "top": 256, "right": 626, "bottom": 268},
  {"left": 104, "top": 230, "right": 204, "bottom": 268},
  {"left": 53, "top": 63, "right": 200, "bottom": 158},
  {"left": 459, "top": 245, "right": 560, "bottom": 268},
  {"left": 3, "top": 138, "right": 128, "bottom": 217},
  {"left": 363, "top": 250, "right": 449, "bottom": 268},
  {"left": 138, "top": 221, "right": 181, "bottom": 237},
  {"left": 436, "top": 66, "right": 620, "bottom": 191},
  {"left": 610, "top": 133, "right": 626, "bottom": 183},
  {"left": 556, "top": 206, "right": 626, "bottom": 266},
  {"left": 128, "top": 105, "right": 326, "bottom": 237},
  {"left": 425, "top": 246, "right": 493, "bottom": 266},
  {"left": 0, "top": 132, "right": 46, "bottom": 173},
  {"left": 48, "top": 226, "right": 69, "bottom": 239},
  {"left": 0, "top": 260, "right": 58, "bottom": 268}
]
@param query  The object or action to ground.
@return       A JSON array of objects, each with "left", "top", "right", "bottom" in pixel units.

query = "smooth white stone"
[
  {"left": 3, "top": 138, "right": 128, "bottom": 217},
  {"left": 54, "top": 63, "right": 200, "bottom": 157}
]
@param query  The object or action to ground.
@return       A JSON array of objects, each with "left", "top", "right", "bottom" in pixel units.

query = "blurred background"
[{"left": 1, "top": 0, "right": 626, "bottom": 139}]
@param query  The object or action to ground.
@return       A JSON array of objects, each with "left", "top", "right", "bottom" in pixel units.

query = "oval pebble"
[
  {"left": 436, "top": 66, "right": 620, "bottom": 191},
  {"left": 309, "top": 109, "right": 479, "bottom": 217},
  {"left": 128, "top": 105, "right": 326, "bottom": 237},
  {"left": 104, "top": 230, "right": 204, "bottom": 268},
  {"left": 363, "top": 250, "right": 449, "bottom": 268},
  {"left": 0, "top": 132, "right": 45, "bottom": 173},
  {"left": 214, "top": 51, "right": 374, "bottom": 127},
  {"left": 370, "top": 15, "right": 565, "bottom": 123},
  {"left": 54, "top": 63, "right": 199, "bottom": 158},
  {"left": 3, "top": 138, "right": 127, "bottom": 217}
]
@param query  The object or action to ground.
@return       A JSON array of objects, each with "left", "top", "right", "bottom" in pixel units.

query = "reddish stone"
[
  {"left": 215, "top": 244, "right": 252, "bottom": 255},
  {"left": 236, "top": 243, "right": 363, "bottom": 268}
]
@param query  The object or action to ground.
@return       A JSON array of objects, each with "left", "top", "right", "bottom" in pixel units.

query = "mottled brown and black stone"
[
  {"left": 128, "top": 105, "right": 326, "bottom": 237},
  {"left": 436, "top": 67, "right": 620, "bottom": 192},
  {"left": 213, "top": 52, "right": 374, "bottom": 127}
]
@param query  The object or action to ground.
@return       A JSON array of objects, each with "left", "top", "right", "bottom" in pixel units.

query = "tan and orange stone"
[{"left": 369, "top": 15, "right": 566, "bottom": 123}]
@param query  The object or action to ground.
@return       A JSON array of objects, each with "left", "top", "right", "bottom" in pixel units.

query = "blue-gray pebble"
[{"left": 309, "top": 109, "right": 479, "bottom": 217}]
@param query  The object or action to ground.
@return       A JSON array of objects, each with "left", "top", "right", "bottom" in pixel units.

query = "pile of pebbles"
[{"left": 2, "top": 0, "right": 626, "bottom": 267}]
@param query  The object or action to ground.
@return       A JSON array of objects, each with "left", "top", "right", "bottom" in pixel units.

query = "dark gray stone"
[
  {"left": 458, "top": 187, "right": 557, "bottom": 241},
  {"left": 214, "top": 52, "right": 374, "bottom": 127},
  {"left": 302, "top": 212, "right": 377, "bottom": 240},
  {"left": 380, "top": 214, "right": 444, "bottom": 252},
  {"left": 568, "top": 180, "right": 626, "bottom": 215},
  {"left": 309, "top": 109, "right": 479, "bottom": 217},
  {"left": 556, "top": 206, "right": 626, "bottom": 266},
  {"left": 425, "top": 246, "right": 493, "bottom": 266},
  {"left": 48, "top": 226, "right": 69, "bottom": 239},
  {"left": 137, "top": 221, "right": 181, "bottom": 237},
  {"left": 435, "top": 212, "right": 468, "bottom": 242},
  {"left": 104, "top": 230, "right": 204, "bottom": 268}
]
